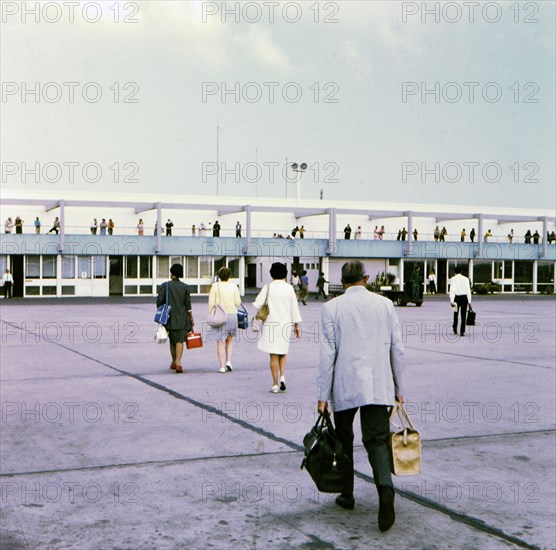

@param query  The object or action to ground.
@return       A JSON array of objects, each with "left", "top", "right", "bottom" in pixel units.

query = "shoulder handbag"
[
  {"left": 154, "top": 324, "right": 168, "bottom": 344},
  {"left": 185, "top": 331, "right": 203, "bottom": 349},
  {"left": 466, "top": 305, "right": 476, "bottom": 326},
  {"left": 207, "top": 283, "right": 227, "bottom": 328},
  {"left": 255, "top": 285, "right": 270, "bottom": 322},
  {"left": 237, "top": 304, "right": 249, "bottom": 330},
  {"left": 300, "top": 409, "right": 350, "bottom": 493},
  {"left": 154, "top": 283, "right": 172, "bottom": 325},
  {"left": 389, "top": 403, "right": 422, "bottom": 476}
]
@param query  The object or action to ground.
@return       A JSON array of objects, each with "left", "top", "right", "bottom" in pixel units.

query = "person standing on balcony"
[
  {"left": 14, "top": 217, "right": 24, "bottom": 234},
  {"left": 469, "top": 228, "right": 476, "bottom": 242},
  {"left": 4, "top": 218, "right": 13, "bottom": 233},
  {"left": 379, "top": 225, "right": 385, "bottom": 240},
  {"left": 107, "top": 219, "right": 115, "bottom": 235},
  {"left": 235, "top": 222, "right": 242, "bottom": 238},
  {"left": 34, "top": 217, "right": 41, "bottom": 234},
  {"left": 165, "top": 219, "right": 173, "bottom": 236},
  {"left": 355, "top": 226, "right": 362, "bottom": 239},
  {"left": 440, "top": 227, "right": 447, "bottom": 241},
  {"left": 532, "top": 230, "right": 540, "bottom": 244},
  {"left": 299, "top": 226, "right": 305, "bottom": 239},
  {"left": 137, "top": 219, "right": 144, "bottom": 236},
  {"left": 48, "top": 217, "right": 60, "bottom": 234},
  {"left": 91, "top": 219, "right": 98, "bottom": 235},
  {"left": 412, "top": 228, "right": 418, "bottom": 241},
  {"left": 344, "top": 224, "right": 352, "bottom": 239},
  {"left": 460, "top": 228, "right": 466, "bottom": 242}
]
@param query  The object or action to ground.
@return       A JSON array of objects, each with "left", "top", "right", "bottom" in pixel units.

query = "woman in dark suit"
[{"left": 157, "top": 263, "right": 193, "bottom": 373}]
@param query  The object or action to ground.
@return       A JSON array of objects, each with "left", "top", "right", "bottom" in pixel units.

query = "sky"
[{"left": 1, "top": 0, "right": 555, "bottom": 210}]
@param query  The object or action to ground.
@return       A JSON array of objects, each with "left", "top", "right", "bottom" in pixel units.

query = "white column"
[
  {"left": 239, "top": 257, "right": 245, "bottom": 296},
  {"left": 532, "top": 260, "right": 538, "bottom": 293}
]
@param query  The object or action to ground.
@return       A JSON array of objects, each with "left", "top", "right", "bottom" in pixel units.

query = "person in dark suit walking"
[{"left": 157, "top": 264, "right": 194, "bottom": 374}]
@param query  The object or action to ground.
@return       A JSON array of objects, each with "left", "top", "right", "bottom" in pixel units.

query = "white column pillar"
[
  {"left": 239, "top": 257, "right": 245, "bottom": 296},
  {"left": 532, "top": 259, "right": 538, "bottom": 293}
]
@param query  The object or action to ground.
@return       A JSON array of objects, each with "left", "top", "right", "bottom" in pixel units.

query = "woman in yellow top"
[{"left": 208, "top": 267, "right": 241, "bottom": 373}]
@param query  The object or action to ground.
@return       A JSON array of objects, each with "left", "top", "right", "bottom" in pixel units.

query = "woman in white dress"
[{"left": 254, "top": 263, "right": 302, "bottom": 393}]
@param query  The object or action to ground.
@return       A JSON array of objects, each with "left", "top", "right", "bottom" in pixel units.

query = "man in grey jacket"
[{"left": 317, "top": 260, "right": 405, "bottom": 532}]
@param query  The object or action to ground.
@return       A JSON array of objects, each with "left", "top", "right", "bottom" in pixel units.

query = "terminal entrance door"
[
  {"left": 109, "top": 256, "right": 123, "bottom": 295},
  {"left": 9, "top": 256, "right": 24, "bottom": 297},
  {"left": 436, "top": 260, "right": 447, "bottom": 294}
]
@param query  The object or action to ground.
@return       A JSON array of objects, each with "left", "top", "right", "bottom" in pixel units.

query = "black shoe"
[
  {"left": 453, "top": 329, "right": 457, "bottom": 335},
  {"left": 460, "top": 333, "right": 465, "bottom": 337},
  {"left": 302, "top": 300, "right": 307, "bottom": 306},
  {"left": 378, "top": 486, "right": 395, "bottom": 532},
  {"left": 335, "top": 494, "right": 355, "bottom": 510}
]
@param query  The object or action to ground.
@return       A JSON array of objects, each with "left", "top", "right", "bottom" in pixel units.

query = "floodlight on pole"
[{"left": 291, "top": 162, "right": 307, "bottom": 206}]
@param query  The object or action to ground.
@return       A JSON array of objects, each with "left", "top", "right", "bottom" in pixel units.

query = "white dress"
[{"left": 254, "top": 280, "right": 302, "bottom": 355}]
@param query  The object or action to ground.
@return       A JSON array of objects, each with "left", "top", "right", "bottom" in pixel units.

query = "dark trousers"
[
  {"left": 334, "top": 405, "right": 393, "bottom": 497},
  {"left": 453, "top": 295, "right": 468, "bottom": 335},
  {"left": 3, "top": 282, "right": 12, "bottom": 298},
  {"left": 429, "top": 281, "right": 436, "bottom": 294},
  {"left": 316, "top": 287, "right": 327, "bottom": 299}
]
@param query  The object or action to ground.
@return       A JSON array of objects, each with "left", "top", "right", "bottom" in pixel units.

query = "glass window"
[
  {"left": 228, "top": 258, "right": 240, "bottom": 278},
  {"left": 472, "top": 261, "right": 491, "bottom": 283},
  {"left": 42, "top": 286, "right": 57, "bottom": 295},
  {"left": 62, "top": 256, "right": 75, "bottom": 279},
  {"left": 494, "top": 261, "right": 503, "bottom": 279},
  {"left": 514, "top": 261, "right": 533, "bottom": 283},
  {"left": 26, "top": 286, "right": 40, "bottom": 295},
  {"left": 186, "top": 256, "right": 198, "bottom": 278},
  {"left": 125, "top": 285, "right": 138, "bottom": 294},
  {"left": 139, "top": 256, "right": 151, "bottom": 279},
  {"left": 214, "top": 256, "right": 225, "bottom": 274},
  {"left": 200, "top": 258, "right": 213, "bottom": 278},
  {"left": 93, "top": 257, "right": 107, "bottom": 278},
  {"left": 0, "top": 256, "right": 7, "bottom": 276},
  {"left": 42, "top": 256, "right": 57, "bottom": 279},
  {"left": 157, "top": 256, "right": 169, "bottom": 278},
  {"left": 61, "top": 286, "right": 75, "bottom": 295},
  {"left": 78, "top": 256, "right": 91, "bottom": 279},
  {"left": 126, "top": 257, "right": 138, "bottom": 278},
  {"left": 538, "top": 261, "right": 554, "bottom": 284},
  {"left": 140, "top": 285, "right": 152, "bottom": 294},
  {"left": 26, "top": 256, "right": 40, "bottom": 278}
]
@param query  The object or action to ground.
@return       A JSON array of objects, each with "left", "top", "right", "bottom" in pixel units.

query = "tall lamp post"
[{"left": 291, "top": 162, "right": 307, "bottom": 206}]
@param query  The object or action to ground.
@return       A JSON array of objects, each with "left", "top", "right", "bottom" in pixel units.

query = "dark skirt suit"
[{"left": 157, "top": 279, "right": 192, "bottom": 344}]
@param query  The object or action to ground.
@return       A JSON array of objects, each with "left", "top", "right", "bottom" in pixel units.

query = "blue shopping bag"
[
  {"left": 154, "top": 283, "right": 172, "bottom": 325},
  {"left": 237, "top": 304, "right": 248, "bottom": 329}
]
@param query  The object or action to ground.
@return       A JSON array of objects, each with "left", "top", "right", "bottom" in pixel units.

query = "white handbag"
[{"left": 155, "top": 324, "right": 168, "bottom": 344}]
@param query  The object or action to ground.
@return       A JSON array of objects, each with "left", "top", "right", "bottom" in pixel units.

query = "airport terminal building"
[{"left": 1, "top": 191, "right": 555, "bottom": 298}]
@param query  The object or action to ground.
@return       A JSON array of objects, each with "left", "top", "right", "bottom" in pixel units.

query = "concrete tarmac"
[{"left": 0, "top": 295, "right": 555, "bottom": 550}]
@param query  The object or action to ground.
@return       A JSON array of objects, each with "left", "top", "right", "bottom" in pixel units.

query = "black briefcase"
[
  {"left": 466, "top": 306, "right": 476, "bottom": 326},
  {"left": 301, "top": 409, "right": 349, "bottom": 493}
]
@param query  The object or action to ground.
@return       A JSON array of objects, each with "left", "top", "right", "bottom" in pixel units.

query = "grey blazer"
[
  {"left": 157, "top": 279, "right": 192, "bottom": 332},
  {"left": 318, "top": 286, "right": 405, "bottom": 411}
]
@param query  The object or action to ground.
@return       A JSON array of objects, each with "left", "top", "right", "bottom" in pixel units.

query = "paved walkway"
[{"left": 1, "top": 295, "right": 555, "bottom": 549}]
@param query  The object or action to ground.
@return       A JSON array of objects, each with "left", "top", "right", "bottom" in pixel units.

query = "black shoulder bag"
[{"left": 301, "top": 409, "right": 349, "bottom": 493}]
